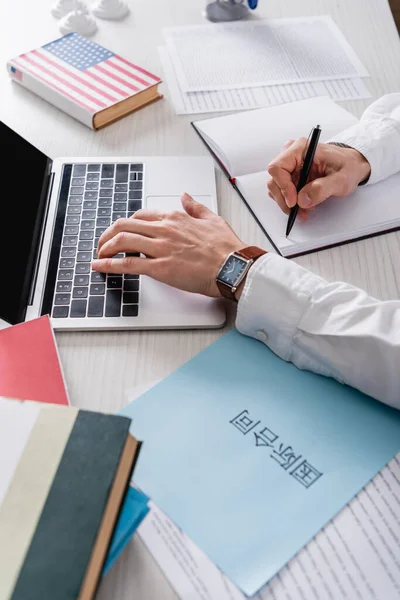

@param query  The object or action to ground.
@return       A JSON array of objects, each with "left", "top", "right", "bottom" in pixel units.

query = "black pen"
[{"left": 286, "top": 125, "right": 322, "bottom": 238}]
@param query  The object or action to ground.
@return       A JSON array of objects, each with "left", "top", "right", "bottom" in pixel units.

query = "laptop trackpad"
[{"left": 146, "top": 195, "right": 214, "bottom": 212}]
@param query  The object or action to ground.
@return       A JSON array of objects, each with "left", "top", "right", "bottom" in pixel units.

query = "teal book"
[
  {"left": 103, "top": 486, "right": 149, "bottom": 575},
  {"left": 120, "top": 329, "right": 400, "bottom": 597}
]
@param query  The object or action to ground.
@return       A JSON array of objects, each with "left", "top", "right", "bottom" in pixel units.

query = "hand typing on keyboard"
[{"left": 93, "top": 193, "right": 244, "bottom": 298}]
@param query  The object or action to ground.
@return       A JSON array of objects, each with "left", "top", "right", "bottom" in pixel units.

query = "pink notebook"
[{"left": 0, "top": 315, "right": 69, "bottom": 405}]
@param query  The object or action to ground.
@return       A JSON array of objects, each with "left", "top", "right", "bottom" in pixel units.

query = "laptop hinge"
[{"left": 28, "top": 162, "right": 54, "bottom": 306}]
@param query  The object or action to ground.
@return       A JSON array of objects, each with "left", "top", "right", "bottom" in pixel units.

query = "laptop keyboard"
[{"left": 52, "top": 163, "right": 143, "bottom": 319}]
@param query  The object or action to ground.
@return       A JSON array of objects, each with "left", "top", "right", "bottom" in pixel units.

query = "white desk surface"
[{"left": 1, "top": 0, "right": 400, "bottom": 597}]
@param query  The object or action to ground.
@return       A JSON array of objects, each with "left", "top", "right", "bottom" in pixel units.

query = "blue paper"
[
  {"left": 120, "top": 329, "right": 400, "bottom": 596},
  {"left": 103, "top": 486, "right": 149, "bottom": 575}
]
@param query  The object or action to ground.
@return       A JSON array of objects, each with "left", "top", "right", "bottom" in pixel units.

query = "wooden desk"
[{"left": 1, "top": 0, "right": 399, "bottom": 597}]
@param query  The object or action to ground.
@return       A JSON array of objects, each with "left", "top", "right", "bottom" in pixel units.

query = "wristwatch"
[{"left": 216, "top": 246, "right": 267, "bottom": 301}]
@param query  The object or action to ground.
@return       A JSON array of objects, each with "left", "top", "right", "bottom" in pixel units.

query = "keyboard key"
[
  {"left": 94, "top": 237, "right": 100, "bottom": 247},
  {"left": 129, "top": 182, "right": 142, "bottom": 190},
  {"left": 99, "top": 188, "right": 113, "bottom": 197},
  {"left": 82, "top": 210, "right": 96, "bottom": 219},
  {"left": 66, "top": 215, "right": 80, "bottom": 225},
  {"left": 112, "top": 212, "right": 126, "bottom": 221},
  {"left": 85, "top": 181, "right": 99, "bottom": 190},
  {"left": 102, "top": 164, "right": 115, "bottom": 178},
  {"left": 69, "top": 196, "right": 83, "bottom": 205},
  {"left": 113, "top": 202, "right": 127, "bottom": 212},
  {"left": 84, "top": 191, "right": 98, "bottom": 200},
  {"left": 67, "top": 205, "right": 81, "bottom": 214},
  {"left": 122, "top": 304, "right": 138, "bottom": 317},
  {"left": 58, "top": 269, "right": 73, "bottom": 280},
  {"left": 78, "top": 241, "right": 92, "bottom": 251},
  {"left": 53, "top": 305, "right": 69, "bottom": 318},
  {"left": 130, "top": 163, "right": 143, "bottom": 171},
  {"left": 73, "top": 287, "right": 88, "bottom": 299},
  {"left": 91, "top": 272, "right": 106, "bottom": 282},
  {"left": 83, "top": 200, "right": 97, "bottom": 210},
  {"left": 128, "top": 200, "right": 142, "bottom": 212},
  {"left": 93, "top": 249, "right": 98, "bottom": 260},
  {"left": 64, "top": 225, "right": 79, "bottom": 235},
  {"left": 87, "top": 172, "right": 100, "bottom": 181},
  {"left": 76, "top": 263, "right": 90, "bottom": 274},
  {"left": 123, "top": 292, "right": 139, "bottom": 304},
  {"left": 90, "top": 283, "right": 105, "bottom": 295},
  {"left": 88, "top": 164, "right": 101, "bottom": 172},
  {"left": 79, "top": 230, "right": 94, "bottom": 240},
  {"left": 101, "top": 179, "right": 114, "bottom": 188},
  {"left": 73, "top": 164, "right": 86, "bottom": 177},
  {"left": 77, "top": 251, "right": 92, "bottom": 262},
  {"left": 63, "top": 236, "right": 78, "bottom": 246},
  {"left": 98, "top": 207, "right": 111, "bottom": 216},
  {"left": 114, "top": 192, "right": 127, "bottom": 201},
  {"left": 74, "top": 275, "right": 89, "bottom": 286},
  {"left": 57, "top": 281, "right": 72, "bottom": 292},
  {"left": 70, "top": 186, "right": 84, "bottom": 195},
  {"left": 129, "top": 191, "right": 142, "bottom": 200},
  {"left": 72, "top": 177, "right": 85, "bottom": 186},
  {"left": 96, "top": 227, "right": 107, "bottom": 237},
  {"left": 60, "top": 258, "right": 75, "bottom": 268},
  {"left": 115, "top": 183, "right": 128, "bottom": 192},
  {"left": 105, "top": 290, "right": 121, "bottom": 317},
  {"left": 88, "top": 295, "right": 104, "bottom": 317},
  {"left": 129, "top": 172, "right": 137, "bottom": 181},
  {"left": 138, "top": 173, "right": 143, "bottom": 181},
  {"left": 55, "top": 293, "right": 71, "bottom": 305},
  {"left": 61, "top": 247, "right": 76, "bottom": 257},
  {"left": 96, "top": 217, "right": 110, "bottom": 227},
  {"left": 127, "top": 211, "right": 135, "bottom": 218},
  {"left": 70, "top": 299, "right": 87, "bottom": 317},
  {"left": 124, "top": 274, "right": 139, "bottom": 279},
  {"left": 81, "top": 219, "right": 95, "bottom": 229},
  {"left": 99, "top": 198, "right": 112, "bottom": 207},
  {"left": 124, "top": 279, "right": 139, "bottom": 291},
  {"left": 107, "top": 276, "right": 122, "bottom": 289},
  {"left": 116, "top": 164, "right": 129, "bottom": 182}
]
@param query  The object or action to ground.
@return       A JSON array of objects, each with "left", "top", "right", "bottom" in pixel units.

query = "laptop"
[{"left": 1, "top": 121, "right": 225, "bottom": 330}]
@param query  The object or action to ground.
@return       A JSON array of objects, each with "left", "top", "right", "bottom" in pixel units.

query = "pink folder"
[{"left": 0, "top": 315, "right": 69, "bottom": 405}]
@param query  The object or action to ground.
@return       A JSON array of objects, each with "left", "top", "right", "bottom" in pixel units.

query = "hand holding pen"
[{"left": 267, "top": 134, "right": 371, "bottom": 232}]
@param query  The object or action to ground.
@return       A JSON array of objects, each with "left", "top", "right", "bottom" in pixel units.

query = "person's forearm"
[
  {"left": 236, "top": 254, "right": 400, "bottom": 410},
  {"left": 329, "top": 93, "right": 400, "bottom": 185}
]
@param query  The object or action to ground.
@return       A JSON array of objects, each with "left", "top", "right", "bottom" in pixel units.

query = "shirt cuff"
[{"left": 236, "top": 254, "right": 323, "bottom": 361}]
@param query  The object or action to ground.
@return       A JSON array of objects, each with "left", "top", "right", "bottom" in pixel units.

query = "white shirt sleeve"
[
  {"left": 328, "top": 93, "right": 400, "bottom": 185},
  {"left": 236, "top": 95, "right": 400, "bottom": 410},
  {"left": 236, "top": 255, "right": 400, "bottom": 410}
]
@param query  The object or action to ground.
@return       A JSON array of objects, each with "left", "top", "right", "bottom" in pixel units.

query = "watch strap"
[{"left": 236, "top": 246, "right": 268, "bottom": 261}]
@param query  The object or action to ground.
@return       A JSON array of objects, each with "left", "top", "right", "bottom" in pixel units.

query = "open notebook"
[{"left": 192, "top": 97, "right": 400, "bottom": 257}]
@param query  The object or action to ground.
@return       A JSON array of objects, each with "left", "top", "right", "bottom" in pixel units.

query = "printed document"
[
  {"left": 138, "top": 452, "right": 400, "bottom": 600},
  {"left": 158, "top": 47, "right": 371, "bottom": 115},
  {"left": 164, "top": 17, "right": 369, "bottom": 92}
]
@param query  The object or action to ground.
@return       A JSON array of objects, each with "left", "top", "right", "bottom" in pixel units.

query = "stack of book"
[{"left": 0, "top": 316, "right": 147, "bottom": 600}]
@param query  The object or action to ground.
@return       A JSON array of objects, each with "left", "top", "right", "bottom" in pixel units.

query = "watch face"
[{"left": 217, "top": 255, "right": 248, "bottom": 286}]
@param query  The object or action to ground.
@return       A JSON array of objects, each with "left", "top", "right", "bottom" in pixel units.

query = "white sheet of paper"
[
  {"left": 163, "top": 17, "right": 369, "bottom": 92},
  {"left": 138, "top": 453, "right": 400, "bottom": 600},
  {"left": 158, "top": 47, "right": 371, "bottom": 116}
]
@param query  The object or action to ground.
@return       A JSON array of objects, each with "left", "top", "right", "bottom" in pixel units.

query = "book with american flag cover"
[{"left": 7, "top": 32, "right": 163, "bottom": 130}]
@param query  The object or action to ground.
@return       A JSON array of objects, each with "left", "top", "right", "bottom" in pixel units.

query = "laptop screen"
[{"left": 0, "top": 122, "right": 51, "bottom": 324}]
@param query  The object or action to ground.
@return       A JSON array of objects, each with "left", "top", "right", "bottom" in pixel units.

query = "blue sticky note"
[
  {"left": 120, "top": 330, "right": 400, "bottom": 596},
  {"left": 103, "top": 486, "right": 149, "bottom": 575}
]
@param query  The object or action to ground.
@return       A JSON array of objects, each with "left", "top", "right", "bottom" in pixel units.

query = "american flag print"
[{"left": 12, "top": 33, "right": 161, "bottom": 113}]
